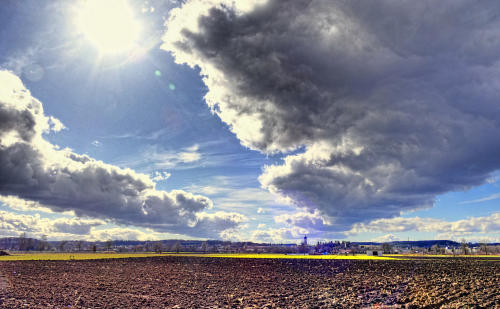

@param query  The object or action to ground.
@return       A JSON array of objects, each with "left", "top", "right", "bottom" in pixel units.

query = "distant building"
[{"left": 366, "top": 250, "right": 384, "bottom": 256}]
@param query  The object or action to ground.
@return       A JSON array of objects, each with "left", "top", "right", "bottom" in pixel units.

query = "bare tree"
[
  {"left": 76, "top": 240, "right": 83, "bottom": 252},
  {"left": 37, "top": 234, "right": 48, "bottom": 251},
  {"left": 461, "top": 239, "right": 468, "bottom": 255},
  {"left": 105, "top": 239, "right": 113, "bottom": 251},
  {"left": 172, "top": 241, "right": 182, "bottom": 253},
  {"left": 153, "top": 242, "right": 163, "bottom": 253},
  {"left": 59, "top": 240, "right": 67, "bottom": 252},
  {"left": 480, "top": 243, "right": 489, "bottom": 255},
  {"left": 201, "top": 241, "right": 208, "bottom": 253},
  {"left": 382, "top": 243, "right": 393, "bottom": 254},
  {"left": 430, "top": 244, "right": 439, "bottom": 254},
  {"left": 18, "top": 232, "right": 27, "bottom": 251}
]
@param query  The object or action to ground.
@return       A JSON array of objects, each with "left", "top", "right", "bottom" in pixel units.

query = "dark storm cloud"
[
  {"left": 0, "top": 71, "right": 245, "bottom": 238},
  {"left": 162, "top": 0, "right": 500, "bottom": 229}
]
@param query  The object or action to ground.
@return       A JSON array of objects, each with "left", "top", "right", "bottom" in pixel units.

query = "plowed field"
[{"left": 0, "top": 256, "right": 498, "bottom": 308}]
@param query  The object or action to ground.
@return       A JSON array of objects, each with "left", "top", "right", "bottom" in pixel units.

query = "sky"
[{"left": 0, "top": 0, "right": 499, "bottom": 244}]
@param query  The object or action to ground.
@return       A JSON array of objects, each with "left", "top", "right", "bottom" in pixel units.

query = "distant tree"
[
  {"left": 461, "top": 239, "right": 468, "bottom": 255},
  {"left": 430, "top": 244, "right": 439, "bottom": 254},
  {"left": 37, "top": 234, "right": 48, "bottom": 251},
  {"left": 479, "top": 243, "right": 488, "bottom": 255},
  {"left": 26, "top": 238, "right": 35, "bottom": 251},
  {"left": 153, "top": 242, "right": 163, "bottom": 253},
  {"left": 172, "top": 241, "right": 182, "bottom": 253},
  {"left": 76, "top": 240, "right": 83, "bottom": 252},
  {"left": 59, "top": 241, "right": 67, "bottom": 252},
  {"left": 298, "top": 243, "right": 308, "bottom": 254},
  {"left": 18, "top": 232, "right": 27, "bottom": 251},
  {"left": 201, "top": 241, "right": 208, "bottom": 253},
  {"left": 105, "top": 239, "right": 113, "bottom": 251},
  {"left": 92, "top": 244, "right": 97, "bottom": 253},
  {"left": 382, "top": 243, "right": 393, "bottom": 254}
]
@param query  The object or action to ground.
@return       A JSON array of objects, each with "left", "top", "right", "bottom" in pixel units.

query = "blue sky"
[{"left": 0, "top": 0, "right": 499, "bottom": 243}]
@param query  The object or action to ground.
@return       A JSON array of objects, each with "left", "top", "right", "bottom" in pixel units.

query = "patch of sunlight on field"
[
  {"left": 162, "top": 253, "right": 404, "bottom": 260},
  {"left": 0, "top": 252, "right": 172, "bottom": 261}
]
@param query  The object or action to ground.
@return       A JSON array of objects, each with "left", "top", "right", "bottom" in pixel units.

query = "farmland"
[
  {"left": 0, "top": 255, "right": 499, "bottom": 308},
  {"left": 0, "top": 252, "right": 400, "bottom": 261}
]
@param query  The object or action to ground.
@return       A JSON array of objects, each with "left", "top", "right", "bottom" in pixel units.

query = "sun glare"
[{"left": 76, "top": 0, "right": 141, "bottom": 54}]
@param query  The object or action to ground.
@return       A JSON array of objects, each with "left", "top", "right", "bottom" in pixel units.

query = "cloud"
[
  {"left": 151, "top": 171, "right": 171, "bottom": 182},
  {"left": 250, "top": 226, "right": 308, "bottom": 243},
  {"left": 0, "top": 195, "right": 67, "bottom": 214},
  {"left": 162, "top": 0, "right": 500, "bottom": 229},
  {"left": 0, "top": 70, "right": 244, "bottom": 238},
  {"left": 274, "top": 210, "right": 331, "bottom": 230},
  {"left": 48, "top": 116, "right": 66, "bottom": 132},
  {"left": 193, "top": 211, "right": 248, "bottom": 238},
  {"left": 0, "top": 210, "right": 105, "bottom": 238},
  {"left": 186, "top": 178, "right": 293, "bottom": 212},
  {"left": 371, "top": 234, "right": 400, "bottom": 243},
  {"left": 88, "top": 227, "right": 158, "bottom": 241},
  {"left": 349, "top": 212, "right": 500, "bottom": 235},
  {"left": 460, "top": 193, "right": 500, "bottom": 204},
  {"left": 118, "top": 144, "right": 202, "bottom": 171},
  {"left": 273, "top": 210, "right": 346, "bottom": 240}
]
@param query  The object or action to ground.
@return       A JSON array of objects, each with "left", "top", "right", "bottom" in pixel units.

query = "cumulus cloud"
[
  {"left": 151, "top": 171, "right": 171, "bottom": 182},
  {"left": 371, "top": 234, "right": 400, "bottom": 243},
  {"left": 0, "top": 70, "right": 244, "bottom": 238},
  {"left": 273, "top": 210, "right": 346, "bottom": 240},
  {"left": 0, "top": 210, "right": 104, "bottom": 237},
  {"left": 89, "top": 227, "right": 157, "bottom": 241},
  {"left": 349, "top": 212, "right": 500, "bottom": 235},
  {"left": 274, "top": 210, "right": 331, "bottom": 230},
  {"left": 162, "top": 0, "right": 500, "bottom": 230},
  {"left": 0, "top": 195, "right": 66, "bottom": 214},
  {"left": 250, "top": 226, "right": 308, "bottom": 243}
]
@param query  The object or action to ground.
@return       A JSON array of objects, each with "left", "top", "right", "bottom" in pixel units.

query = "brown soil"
[{"left": 0, "top": 256, "right": 498, "bottom": 308}]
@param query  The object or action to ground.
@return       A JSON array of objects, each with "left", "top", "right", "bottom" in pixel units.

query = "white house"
[{"left": 366, "top": 250, "right": 384, "bottom": 256}]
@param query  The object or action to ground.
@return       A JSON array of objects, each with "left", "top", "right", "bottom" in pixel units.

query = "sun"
[{"left": 76, "top": 0, "right": 141, "bottom": 54}]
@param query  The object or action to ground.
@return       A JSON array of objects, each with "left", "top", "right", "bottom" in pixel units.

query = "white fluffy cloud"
[
  {"left": 0, "top": 70, "right": 244, "bottom": 238},
  {"left": 371, "top": 234, "right": 400, "bottom": 243},
  {"left": 151, "top": 171, "right": 171, "bottom": 182},
  {"left": 250, "top": 226, "right": 308, "bottom": 243},
  {"left": 349, "top": 212, "right": 500, "bottom": 235},
  {"left": 0, "top": 210, "right": 104, "bottom": 237},
  {"left": 162, "top": 0, "right": 500, "bottom": 230}
]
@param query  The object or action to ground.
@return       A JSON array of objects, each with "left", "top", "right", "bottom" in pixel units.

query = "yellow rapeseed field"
[
  {"left": 0, "top": 252, "right": 404, "bottom": 261},
  {"left": 163, "top": 253, "right": 403, "bottom": 260},
  {"left": 385, "top": 254, "right": 500, "bottom": 258},
  {"left": 0, "top": 252, "right": 171, "bottom": 261}
]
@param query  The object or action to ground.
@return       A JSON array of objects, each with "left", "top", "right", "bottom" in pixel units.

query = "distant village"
[{"left": 0, "top": 235, "right": 499, "bottom": 256}]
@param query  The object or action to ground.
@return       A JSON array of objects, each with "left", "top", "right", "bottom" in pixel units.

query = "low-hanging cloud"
[
  {"left": 348, "top": 212, "right": 500, "bottom": 235},
  {"left": 162, "top": 0, "right": 500, "bottom": 230},
  {"left": 0, "top": 70, "right": 245, "bottom": 238},
  {"left": 0, "top": 210, "right": 104, "bottom": 237}
]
